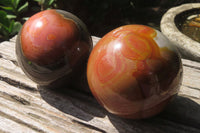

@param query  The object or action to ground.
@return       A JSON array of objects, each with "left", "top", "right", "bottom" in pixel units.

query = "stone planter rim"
[{"left": 161, "top": 3, "right": 200, "bottom": 62}]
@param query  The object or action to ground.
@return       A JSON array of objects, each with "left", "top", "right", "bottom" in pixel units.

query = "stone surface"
[{"left": 161, "top": 3, "right": 200, "bottom": 62}]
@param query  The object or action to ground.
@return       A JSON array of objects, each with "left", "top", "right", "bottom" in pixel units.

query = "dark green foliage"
[
  {"left": 0, "top": 0, "right": 29, "bottom": 41},
  {"left": 33, "top": 0, "right": 57, "bottom": 10},
  {"left": 0, "top": 0, "right": 28, "bottom": 21},
  {"left": 0, "top": 10, "right": 21, "bottom": 38}
]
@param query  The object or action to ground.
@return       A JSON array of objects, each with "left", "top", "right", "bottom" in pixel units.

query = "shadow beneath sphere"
[
  {"left": 37, "top": 84, "right": 106, "bottom": 122},
  {"left": 38, "top": 78, "right": 200, "bottom": 133},
  {"left": 108, "top": 96, "right": 200, "bottom": 133}
]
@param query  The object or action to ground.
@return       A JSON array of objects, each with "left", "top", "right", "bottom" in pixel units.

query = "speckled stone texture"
[{"left": 161, "top": 3, "right": 200, "bottom": 62}]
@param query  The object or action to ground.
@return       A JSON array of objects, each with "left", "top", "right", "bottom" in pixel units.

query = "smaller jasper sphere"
[
  {"left": 16, "top": 9, "right": 92, "bottom": 87},
  {"left": 87, "top": 25, "right": 182, "bottom": 119}
]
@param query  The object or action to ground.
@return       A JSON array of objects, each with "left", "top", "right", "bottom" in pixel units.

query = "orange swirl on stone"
[
  {"left": 95, "top": 49, "right": 119, "bottom": 84},
  {"left": 94, "top": 41, "right": 128, "bottom": 85},
  {"left": 88, "top": 25, "right": 163, "bottom": 92},
  {"left": 111, "top": 25, "right": 160, "bottom": 61},
  {"left": 112, "top": 25, "right": 156, "bottom": 38},
  {"left": 121, "top": 33, "right": 152, "bottom": 60}
]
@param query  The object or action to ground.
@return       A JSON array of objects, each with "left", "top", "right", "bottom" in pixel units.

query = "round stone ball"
[
  {"left": 16, "top": 9, "right": 93, "bottom": 88},
  {"left": 87, "top": 25, "right": 182, "bottom": 119}
]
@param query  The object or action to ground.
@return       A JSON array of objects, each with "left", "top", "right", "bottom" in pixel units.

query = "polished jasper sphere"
[
  {"left": 87, "top": 25, "right": 182, "bottom": 119},
  {"left": 16, "top": 9, "right": 92, "bottom": 88}
]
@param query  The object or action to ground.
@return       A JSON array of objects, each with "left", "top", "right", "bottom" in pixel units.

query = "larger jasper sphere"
[
  {"left": 87, "top": 25, "right": 182, "bottom": 119},
  {"left": 16, "top": 9, "right": 92, "bottom": 87}
]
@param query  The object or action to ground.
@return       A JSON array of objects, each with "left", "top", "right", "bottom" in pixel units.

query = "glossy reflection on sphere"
[
  {"left": 87, "top": 25, "right": 182, "bottom": 119},
  {"left": 16, "top": 9, "right": 92, "bottom": 87}
]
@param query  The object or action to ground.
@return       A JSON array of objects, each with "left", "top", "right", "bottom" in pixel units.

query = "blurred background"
[{"left": 1, "top": 0, "right": 200, "bottom": 41}]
